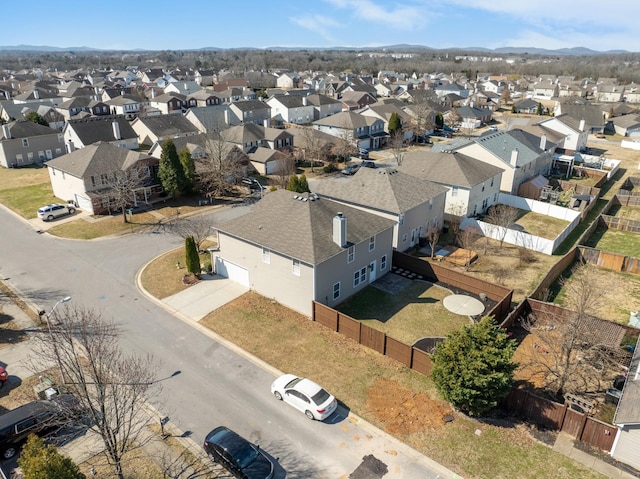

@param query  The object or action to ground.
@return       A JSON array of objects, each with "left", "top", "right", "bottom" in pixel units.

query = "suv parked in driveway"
[
  {"left": 204, "top": 426, "right": 275, "bottom": 479},
  {"left": 37, "top": 203, "right": 76, "bottom": 221}
]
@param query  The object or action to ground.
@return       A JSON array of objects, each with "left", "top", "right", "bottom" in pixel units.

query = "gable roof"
[
  {"left": 313, "top": 111, "right": 378, "bottom": 129},
  {"left": 312, "top": 167, "right": 448, "bottom": 214},
  {"left": 216, "top": 189, "right": 395, "bottom": 264},
  {"left": 613, "top": 335, "right": 640, "bottom": 425},
  {"left": 132, "top": 114, "right": 199, "bottom": 137},
  {"left": 229, "top": 99, "right": 270, "bottom": 112},
  {"left": 464, "top": 129, "right": 547, "bottom": 168},
  {"left": 398, "top": 151, "right": 503, "bottom": 188},
  {"left": 45, "top": 141, "right": 149, "bottom": 178},
  {"left": 185, "top": 105, "right": 228, "bottom": 131},
  {"left": 65, "top": 115, "right": 137, "bottom": 144},
  {"left": 1, "top": 120, "right": 58, "bottom": 139}
]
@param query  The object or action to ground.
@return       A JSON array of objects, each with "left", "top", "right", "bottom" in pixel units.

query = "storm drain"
[{"left": 349, "top": 454, "right": 388, "bottom": 479}]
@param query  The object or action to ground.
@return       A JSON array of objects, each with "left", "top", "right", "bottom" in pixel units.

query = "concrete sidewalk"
[{"left": 553, "top": 432, "right": 637, "bottom": 479}]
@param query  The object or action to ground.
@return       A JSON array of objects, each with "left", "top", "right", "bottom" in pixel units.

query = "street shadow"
[
  {"left": 258, "top": 438, "right": 325, "bottom": 479},
  {"left": 0, "top": 311, "right": 28, "bottom": 344}
]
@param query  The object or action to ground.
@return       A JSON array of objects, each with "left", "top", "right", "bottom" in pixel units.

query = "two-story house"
[
  {"left": 131, "top": 114, "right": 200, "bottom": 146},
  {"left": 213, "top": 189, "right": 396, "bottom": 316},
  {"left": 63, "top": 115, "right": 139, "bottom": 150},
  {"left": 227, "top": 100, "right": 271, "bottom": 126},
  {"left": 266, "top": 95, "right": 315, "bottom": 125},
  {"left": 0, "top": 120, "right": 66, "bottom": 168},
  {"left": 312, "top": 111, "right": 386, "bottom": 151}
]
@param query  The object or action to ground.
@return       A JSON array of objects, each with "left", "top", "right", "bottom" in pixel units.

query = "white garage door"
[
  {"left": 75, "top": 194, "right": 93, "bottom": 212},
  {"left": 215, "top": 258, "right": 250, "bottom": 287}
]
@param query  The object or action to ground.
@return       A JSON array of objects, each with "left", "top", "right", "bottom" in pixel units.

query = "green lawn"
[
  {"left": 46, "top": 213, "right": 160, "bottom": 239},
  {"left": 584, "top": 225, "right": 640, "bottom": 257},
  {"left": 337, "top": 282, "right": 474, "bottom": 345},
  {"left": 0, "top": 184, "right": 56, "bottom": 218}
]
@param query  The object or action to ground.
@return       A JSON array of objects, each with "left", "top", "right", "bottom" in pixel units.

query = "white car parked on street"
[{"left": 270, "top": 374, "right": 337, "bottom": 421}]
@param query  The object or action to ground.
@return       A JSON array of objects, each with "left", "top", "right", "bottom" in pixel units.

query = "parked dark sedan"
[{"left": 204, "top": 426, "right": 274, "bottom": 479}]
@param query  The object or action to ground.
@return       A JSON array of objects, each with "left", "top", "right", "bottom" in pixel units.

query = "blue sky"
[{"left": 4, "top": 0, "right": 639, "bottom": 52}]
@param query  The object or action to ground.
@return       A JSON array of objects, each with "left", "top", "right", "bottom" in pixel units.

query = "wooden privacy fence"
[
  {"left": 600, "top": 214, "right": 640, "bottom": 233},
  {"left": 503, "top": 389, "right": 617, "bottom": 452},
  {"left": 578, "top": 245, "right": 640, "bottom": 275},
  {"left": 392, "top": 251, "right": 513, "bottom": 322},
  {"left": 312, "top": 302, "right": 433, "bottom": 376}
]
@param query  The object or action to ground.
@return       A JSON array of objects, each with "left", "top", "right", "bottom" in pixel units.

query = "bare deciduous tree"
[
  {"left": 457, "top": 226, "right": 481, "bottom": 270},
  {"left": 425, "top": 221, "right": 441, "bottom": 260},
  {"left": 165, "top": 216, "right": 214, "bottom": 252},
  {"left": 486, "top": 204, "right": 519, "bottom": 247},
  {"left": 390, "top": 130, "right": 405, "bottom": 166},
  {"left": 197, "top": 133, "right": 247, "bottom": 200},
  {"left": 273, "top": 151, "right": 297, "bottom": 188},
  {"left": 99, "top": 157, "right": 156, "bottom": 223},
  {"left": 519, "top": 264, "right": 627, "bottom": 399},
  {"left": 405, "top": 89, "right": 435, "bottom": 140},
  {"left": 31, "top": 305, "right": 160, "bottom": 479}
]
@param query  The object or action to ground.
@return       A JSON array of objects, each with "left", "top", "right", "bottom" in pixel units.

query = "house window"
[
  {"left": 494, "top": 193, "right": 498, "bottom": 202},
  {"left": 381, "top": 255, "right": 387, "bottom": 271},
  {"left": 481, "top": 183, "right": 485, "bottom": 192},
  {"left": 38, "top": 151, "right": 45, "bottom": 160},
  {"left": 429, "top": 200, "right": 433, "bottom": 210},
  {"left": 402, "top": 233, "right": 407, "bottom": 242},
  {"left": 292, "top": 259, "right": 300, "bottom": 276},
  {"left": 22, "top": 139, "right": 29, "bottom": 147},
  {"left": 91, "top": 176, "right": 96, "bottom": 187},
  {"left": 354, "top": 267, "right": 367, "bottom": 287},
  {"left": 347, "top": 246, "right": 354, "bottom": 263},
  {"left": 490, "top": 177, "right": 494, "bottom": 187},
  {"left": 333, "top": 282, "right": 340, "bottom": 300},
  {"left": 57, "top": 134, "right": 63, "bottom": 143},
  {"left": 451, "top": 187, "right": 458, "bottom": 197},
  {"left": 369, "top": 236, "right": 375, "bottom": 252},
  {"left": 27, "top": 152, "right": 33, "bottom": 161},
  {"left": 262, "top": 248, "right": 270, "bottom": 264},
  {"left": 15, "top": 154, "right": 23, "bottom": 164}
]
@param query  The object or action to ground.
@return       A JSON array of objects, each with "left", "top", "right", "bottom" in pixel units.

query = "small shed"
[{"left": 518, "top": 175, "right": 549, "bottom": 200}]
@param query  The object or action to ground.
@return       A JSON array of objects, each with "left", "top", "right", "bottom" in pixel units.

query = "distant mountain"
[
  {"left": 0, "top": 44, "right": 99, "bottom": 52},
  {"left": 0, "top": 44, "right": 632, "bottom": 55}
]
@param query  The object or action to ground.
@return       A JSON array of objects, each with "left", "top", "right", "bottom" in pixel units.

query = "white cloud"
[
  {"left": 290, "top": 14, "right": 343, "bottom": 43},
  {"left": 323, "top": 0, "right": 428, "bottom": 30}
]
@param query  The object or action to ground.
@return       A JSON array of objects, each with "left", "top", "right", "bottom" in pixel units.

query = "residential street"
[{"left": 0, "top": 205, "right": 455, "bottom": 478}]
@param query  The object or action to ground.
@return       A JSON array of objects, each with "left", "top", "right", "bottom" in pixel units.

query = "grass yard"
[
  {"left": 47, "top": 212, "right": 161, "bottom": 239},
  {"left": 336, "top": 282, "right": 469, "bottom": 345},
  {"left": 197, "top": 292, "right": 603, "bottom": 479},
  {"left": 0, "top": 164, "right": 49, "bottom": 189},
  {"left": 608, "top": 204, "right": 640, "bottom": 221},
  {"left": 583, "top": 225, "right": 640, "bottom": 257},
  {"left": 551, "top": 263, "right": 640, "bottom": 324},
  {"left": 514, "top": 209, "right": 570, "bottom": 239},
  {"left": 0, "top": 184, "right": 56, "bottom": 218}
]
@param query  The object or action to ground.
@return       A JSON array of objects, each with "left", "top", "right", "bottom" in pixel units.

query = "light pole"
[{"left": 40, "top": 296, "right": 71, "bottom": 384}]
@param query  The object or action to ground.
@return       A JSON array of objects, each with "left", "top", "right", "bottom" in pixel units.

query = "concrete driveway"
[{"left": 161, "top": 273, "right": 249, "bottom": 321}]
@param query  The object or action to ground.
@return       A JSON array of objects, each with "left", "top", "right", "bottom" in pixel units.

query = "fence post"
[
  {"left": 559, "top": 401, "right": 569, "bottom": 430},
  {"left": 577, "top": 413, "right": 589, "bottom": 442}
]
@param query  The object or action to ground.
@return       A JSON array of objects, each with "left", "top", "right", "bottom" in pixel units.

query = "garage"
[
  {"left": 214, "top": 258, "right": 250, "bottom": 287},
  {"left": 74, "top": 194, "right": 93, "bottom": 213}
]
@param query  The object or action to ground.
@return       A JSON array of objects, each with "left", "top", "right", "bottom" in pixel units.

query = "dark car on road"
[
  {"left": 204, "top": 426, "right": 275, "bottom": 479},
  {"left": 341, "top": 164, "right": 360, "bottom": 175},
  {"left": 361, "top": 160, "right": 376, "bottom": 169}
]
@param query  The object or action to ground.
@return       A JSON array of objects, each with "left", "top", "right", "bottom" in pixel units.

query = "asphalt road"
[{"left": 0, "top": 206, "right": 452, "bottom": 478}]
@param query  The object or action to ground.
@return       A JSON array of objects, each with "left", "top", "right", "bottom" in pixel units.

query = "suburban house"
[
  {"left": 55, "top": 97, "right": 111, "bottom": 120},
  {"left": 553, "top": 102, "right": 605, "bottom": 134},
  {"left": 0, "top": 120, "right": 65, "bottom": 168},
  {"left": 184, "top": 90, "right": 223, "bottom": 108},
  {"left": 44, "top": 141, "right": 162, "bottom": 214},
  {"left": 247, "top": 147, "right": 287, "bottom": 175},
  {"left": 305, "top": 93, "right": 343, "bottom": 120},
  {"left": 227, "top": 100, "right": 271, "bottom": 126},
  {"left": 131, "top": 114, "right": 200, "bottom": 146},
  {"left": 610, "top": 336, "right": 640, "bottom": 471},
  {"left": 596, "top": 84, "right": 625, "bottom": 103},
  {"left": 276, "top": 72, "right": 300, "bottom": 89},
  {"left": 148, "top": 133, "right": 211, "bottom": 160},
  {"left": 220, "top": 123, "right": 294, "bottom": 153},
  {"left": 312, "top": 167, "right": 448, "bottom": 251},
  {"left": 359, "top": 103, "right": 414, "bottom": 141},
  {"left": 513, "top": 98, "right": 540, "bottom": 114},
  {"left": 213, "top": 189, "right": 396, "bottom": 316},
  {"left": 398, "top": 150, "right": 503, "bottom": 219},
  {"left": 444, "top": 129, "right": 555, "bottom": 195},
  {"left": 164, "top": 81, "right": 202, "bottom": 96},
  {"left": 147, "top": 92, "right": 185, "bottom": 115},
  {"left": 63, "top": 115, "right": 139, "bottom": 150},
  {"left": 455, "top": 105, "right": 493, "bottom": 129},
  {"left": 339, "top": 90, "right": 377, "bottom": 111},
  {"left": 312, "top": 111, "right": 386, "bottom": 151},
  {"left": 536, "top": 115, "right": 590, "bottom": 152},
  {"left": 184, "top": 105, "right": 229, "bottom": 134},
  {"left": 0, "top": 99, "right": 59, "bottom": 123},
  {"left": 266, "top": 95, "right": 315, "bottom": 125},
  {"left": 532, "top": 81, "right": 559, "bottom": 100},
  {"left": 104, "top": 94, "right": 144, "bottom": 119},
  {"left": 609, "top": 114, "right": 640, "bottom": 137}
]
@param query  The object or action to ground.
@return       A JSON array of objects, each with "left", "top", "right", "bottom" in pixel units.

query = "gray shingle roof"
[
  {"left": 471, "top": 129, "right": 546, "bottom": 168},
  {"left": 1, "top": 120, "right": 58, "bottom": 139},
  {"left": 216, "top": 189, "right": 395, "bottom": 264},
  {"left": 398, "top": 151, "right": 503, "bottom": 188},
  {"left": 312, "top": 167, "right": 448, "bottom": 214},
  {"left": 66, "top": 115, "right": 138, "bottom": 144},
  {"left": 230, "top": 99, "right": 270, "bottom": 112},
  {"left": 45, "top": 141, "right": 148, "bottom": 178},
  {"left": 134, "top": 115, "right": 199, "bottom": 137},
  {"left": 614, "top": 335, "right": 640, "bottom": 425}
]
